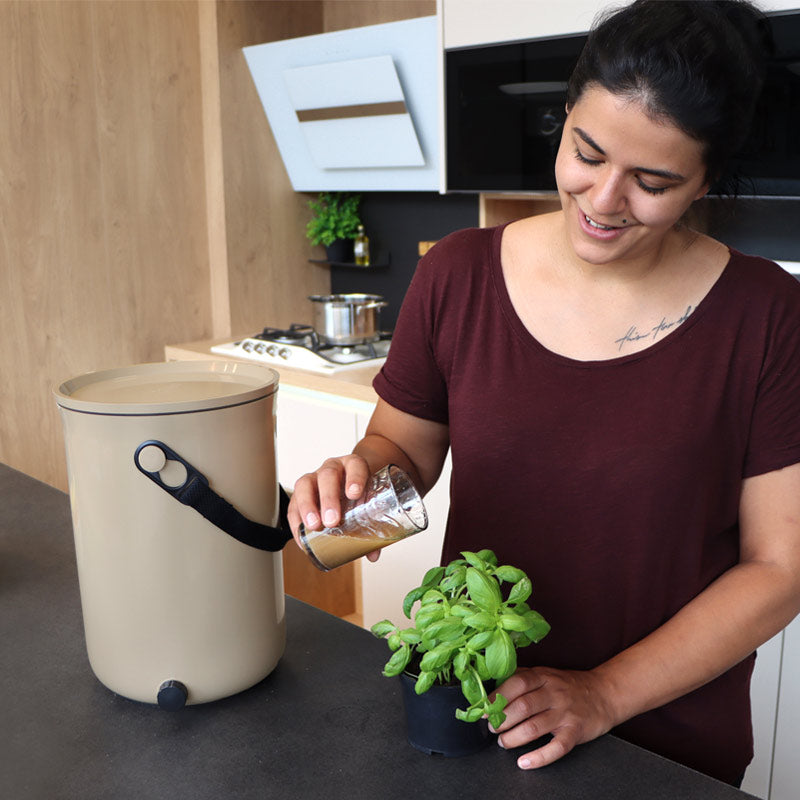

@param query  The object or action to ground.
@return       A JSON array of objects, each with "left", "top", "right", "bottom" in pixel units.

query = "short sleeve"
[
  {"left": 743, "top": 272, "right": 800, "bottom": 477},
  {"left": 373, "top": 250, "right": 449, "bottom": 423}
]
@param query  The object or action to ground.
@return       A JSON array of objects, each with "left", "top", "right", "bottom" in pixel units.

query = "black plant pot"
[
  {"left": 399, "top": 672, "right": 492, "bottom": 757},
  {"left": 324, "top": 238, "right": 354, "bottom": 264}
]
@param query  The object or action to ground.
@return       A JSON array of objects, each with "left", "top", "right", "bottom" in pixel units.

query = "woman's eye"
[
  {"left": 574, "top": 149, "right": 601, "bottom": 166},
  {"left": 637, "top": 179, "right": 669, "bottom": 196}
]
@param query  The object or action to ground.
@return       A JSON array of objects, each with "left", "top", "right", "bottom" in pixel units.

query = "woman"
[{"left": 288, "top": 0, "right": 800, "bottom": 786}]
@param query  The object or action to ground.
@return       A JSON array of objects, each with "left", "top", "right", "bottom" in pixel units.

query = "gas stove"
[{"left": 211, "top": 324, "right": 390, "bottom": 374}]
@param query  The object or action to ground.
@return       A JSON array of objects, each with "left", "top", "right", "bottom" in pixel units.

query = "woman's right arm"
[{"left": 286, "top": 398, "right": 450, "bottom": 544}]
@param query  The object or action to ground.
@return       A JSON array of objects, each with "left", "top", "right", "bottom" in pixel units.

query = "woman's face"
[{"left": 555, "top": 85, "right": 710, "bottom": 266}]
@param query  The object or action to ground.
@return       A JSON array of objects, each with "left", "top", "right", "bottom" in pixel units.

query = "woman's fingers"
[
  {"left": 287, "top": 455, "right": 373, "bottom": 541},
  {"left": 489, "top": 667, "right": 615, "bottom": 771}
]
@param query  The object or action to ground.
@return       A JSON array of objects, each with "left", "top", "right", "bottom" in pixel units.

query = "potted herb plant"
[
  {"left": 305, "top": 191, "right": 362, "bottom": 263},
  {"left": 371, "top": 549, "right": 550, "bottom": 757}
]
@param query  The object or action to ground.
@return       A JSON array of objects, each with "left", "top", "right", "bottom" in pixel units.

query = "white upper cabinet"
[{"left": 440, "top": 0, "right": 800, "bottom": 49}]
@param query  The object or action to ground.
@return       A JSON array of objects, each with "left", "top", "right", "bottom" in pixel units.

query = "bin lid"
[{"left": 54, "top": 361, "right": 279, "bottom": 415}]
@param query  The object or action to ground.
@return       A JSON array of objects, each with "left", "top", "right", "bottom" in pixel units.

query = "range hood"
[{"left": 243, "top": 16, "right": 440, "bottom": 192}]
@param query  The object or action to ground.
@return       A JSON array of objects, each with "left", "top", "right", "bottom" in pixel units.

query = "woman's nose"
[{"left": 589, "top": 169, "right": 627, "bottom": 216}]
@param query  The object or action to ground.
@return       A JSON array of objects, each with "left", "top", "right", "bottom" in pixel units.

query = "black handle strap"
[{"left": 133, "top": 440, "right": 292, "bottom": 552}]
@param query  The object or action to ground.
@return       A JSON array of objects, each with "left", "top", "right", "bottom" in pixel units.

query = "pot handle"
[
  {"left": 355, "top": 301, "right": 388, "bottom": 312},
  {"left": 134, "top": 440, "right": 292, "bottom": 552}
]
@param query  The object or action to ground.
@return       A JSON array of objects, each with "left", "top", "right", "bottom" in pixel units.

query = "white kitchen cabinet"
[
  {"left": 275, "top": 384, "right": 370, "bottom": 489},
  {"left": 767, "top": 616, "right": 800, "bottom": 800},
  {"left": 742, "top": 632, "right": 783, "bottom": 798},
  {"left": 275, "top": 384, "right": 451, "bottom": 631},
  {"left": 440, "top": 0, "right": 800, "bottom": 50}
]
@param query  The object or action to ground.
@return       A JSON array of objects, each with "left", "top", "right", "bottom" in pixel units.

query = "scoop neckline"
[{"left": 489, "top": 222, "right": 735, "bottom": 369}]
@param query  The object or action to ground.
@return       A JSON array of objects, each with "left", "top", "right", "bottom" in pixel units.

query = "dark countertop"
[{"left": 0, "top": 462, "right": 755, "bottom": 800}]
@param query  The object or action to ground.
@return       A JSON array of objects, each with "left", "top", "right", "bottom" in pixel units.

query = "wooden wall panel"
[
  {"left": 0, "top": 1, "right": 210, "bottom": 489},
  {"left": 216, "top": 0, "right": 330, "bottom": 335},
  {"left": 323, "top": 0, "right": 435, "bottom": 30}
]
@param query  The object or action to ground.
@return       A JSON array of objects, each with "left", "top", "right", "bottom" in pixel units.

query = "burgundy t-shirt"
[{"left": 373, "top": 224, "right": 800, "bottom": 784}]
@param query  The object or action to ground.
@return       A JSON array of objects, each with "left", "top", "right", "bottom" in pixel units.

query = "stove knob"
[
  {"left": 266, "top": 345, "right": 278, "bottom": 356},
  {"left": 254, "top": 342, "right": 266, "bottom": 354},
  {"left": 242, "top": 341, "right": 254, "bottom": 352},
  {"left": 278, "top": 348, "right": 291, "bottom": 360}
]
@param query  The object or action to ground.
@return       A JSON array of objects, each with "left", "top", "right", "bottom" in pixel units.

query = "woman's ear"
[{"left": 694, "top": 181, "right": 710, "bottom": 201}]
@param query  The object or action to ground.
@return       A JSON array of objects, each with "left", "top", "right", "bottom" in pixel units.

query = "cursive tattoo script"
[{"left": 614, "top": 305, "right": 694, "bottom": 351}]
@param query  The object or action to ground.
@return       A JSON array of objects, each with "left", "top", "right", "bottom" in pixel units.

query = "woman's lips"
[{"left": 577, "top": 208, "right": 628, "bottom": 240}]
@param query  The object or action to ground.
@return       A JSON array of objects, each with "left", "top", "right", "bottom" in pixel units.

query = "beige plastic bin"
[{"left": 54, "top": 361, "right": 286, "bottom": 709}]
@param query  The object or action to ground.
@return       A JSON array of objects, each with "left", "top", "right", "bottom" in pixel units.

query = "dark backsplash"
[
  {"left": 331, "top": 193, "right": 800, "bottom": 332},
  {"left": 329, "top": 192, "right": 478, "bottom": 331}
]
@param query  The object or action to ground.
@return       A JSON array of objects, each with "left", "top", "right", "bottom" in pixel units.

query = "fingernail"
[
  {"left": 347, "top": 483, "right": 361, "bottom": 497},
  {"left": 323, "top": 509, "right": 338, "bottom": 526},
  {"left": 305, "top": 512, "right": 319, "bottom": 528},
  {"left": 496, "top": 736, "right": 506, "bottom": 749},
  {"left": 518, "top": 758, "right": 530, "bottom": 769}
]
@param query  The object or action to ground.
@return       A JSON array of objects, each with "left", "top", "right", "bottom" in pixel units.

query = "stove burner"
[{"left": 256, "top": 324, "right": 319, "bottom": 349}]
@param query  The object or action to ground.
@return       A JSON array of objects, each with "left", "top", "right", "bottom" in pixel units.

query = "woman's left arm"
[{"left": 493, "top": 461, "right": 800, "bottom": 770}]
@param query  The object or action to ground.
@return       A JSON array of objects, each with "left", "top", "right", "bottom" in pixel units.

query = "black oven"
[{"left": 445, "top": 10, "right": 800, "bottom": 197}]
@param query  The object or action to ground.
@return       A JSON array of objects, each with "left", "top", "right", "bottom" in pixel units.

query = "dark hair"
[{"left": 566, "top": 0, "right": 771, "bottom": 184}]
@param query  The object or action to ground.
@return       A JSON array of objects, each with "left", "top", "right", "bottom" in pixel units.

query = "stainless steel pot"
[{"left": 308, "top": 293, "right": 388, "bottom": 346}]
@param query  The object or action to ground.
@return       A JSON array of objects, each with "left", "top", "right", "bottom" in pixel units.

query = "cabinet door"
[
  {"left": 741, "top": 632, "right": 783, "bottom": 799},
  {"left": 442, "top": 0, "right": 598, "bottom": 48},
  {"left": 770, "top": 617, "right": 800, "bottom": 800},
  {"left": 275, "top": 386, "right": 370, "bottom": 622}
]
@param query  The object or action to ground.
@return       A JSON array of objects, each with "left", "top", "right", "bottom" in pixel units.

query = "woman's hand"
[
  {"left": 490, "top": 667, "right": 617, "bottom": 770},
  {"left": 287, "top": 453, "right": 371, "bottom": 539}
]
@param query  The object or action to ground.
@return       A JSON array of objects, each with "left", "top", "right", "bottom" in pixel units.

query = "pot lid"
[
  {"left": 54, "top": 361, "right": 279, "bottom": 416},
  {"left": 308, "top": 293, "right": 384, "bottom": 304}
]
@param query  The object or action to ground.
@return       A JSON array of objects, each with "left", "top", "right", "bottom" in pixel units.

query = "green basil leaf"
[
  {"left": 420, "top": 642, "right": 455, "bottom": 672},
  {"left": 445, "top": 558, "right": 468, "bottom": 575},
  {"left": 475, "top": 549, "right": 498, "bottom": 567},
  {"left": 454, "top": 708, "right": 470, "bottom": 722},
  {"left": 508, "top": 577, "right": 532, "bottom": 605},
  {"left": 463, "top": 706, "right": 485, "bottom": 723},
  {"left": 464, "top": 611, "right": 496, "bottom": 630},
  {"left": 494, "top": 565, "right": 525, "bottom": 584},
  {"left": 449, "top": 602, "right": 472, "bottom": 618},
  {"left": 485, "top": 629, "right": 516, "bottom": 681},
  {"left": 421, "top": 589, "right": 446, "bottom": 606},
  {"left": 414, "top": 604, "right": 446, "bottom": 629},
  {"left": 466, "top": 630, "right": 494, "bottom": 650},
  {"left": 423, "top": 618, "right": 465, "bottom": 643},
  {"left": 440, "top": 567, "right": 467, "bottom": 594},
  {"left": 462, "top": 551, "right": 486, "bottom": 570},
  {"left": 460, "top": 669, "right": 483, "bottom": 705},
  {"left": 402, "top": 586, "right": 427, "bottom": 619},
  {"left": 466, "top": 567, "right": 502, "bottom": 613},
  {"left": 488, "top": 709, "right": 507, "bottom": 730},
  {"left": 524, "top": 614, "right": 551, "bottom": 643},
  {"left": 398, "top": 628, "right": 422, "bottom": 645},
  {"left": 388, "top": 633, "right": 402, "bottom": 651},
  {"left": 382, "top": 645, "right": 411, "bottom": 677},
  {"left": 370, "top": 620, "right": 396, "bottom": 638},
  {"left": 498, "top": 613, "right": 531, "bottom": 632},
  {"left": 415, "top": 670, "right": 436, "bottom": 695},
  {"left": 421, "top": 565, "right": 446, "bottom": 587},
  {"left": 453, "top": 650, "right": 469, "bottom": 680},
  {"left": 474, "top": 653, "right": 490, "bottom": 681},
  {"left": 488, "top": 693, "right": 509, "bottom": 714}
]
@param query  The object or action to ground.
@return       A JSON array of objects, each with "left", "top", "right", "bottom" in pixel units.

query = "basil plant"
[{"left": 371, "top": 549, "right": 550, "bottom": 730}]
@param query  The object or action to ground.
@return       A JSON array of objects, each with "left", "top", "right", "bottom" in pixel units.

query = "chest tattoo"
[{"left": 614, "top": 305, "right": 694, "bottom": 351}]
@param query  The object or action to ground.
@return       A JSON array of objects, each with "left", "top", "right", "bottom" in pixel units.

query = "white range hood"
[{"left": 243, "top": 16, "right": 440, "bottom": 192}]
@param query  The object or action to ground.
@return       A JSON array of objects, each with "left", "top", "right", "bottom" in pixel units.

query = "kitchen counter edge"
[{"left": 165, "top": 337, "right": 381, "bottom": 405}]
